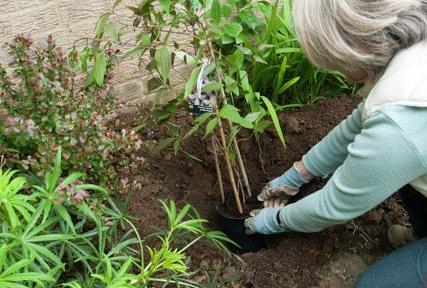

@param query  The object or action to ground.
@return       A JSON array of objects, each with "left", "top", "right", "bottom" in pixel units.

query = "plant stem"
[
  {"left": 179, "top": 236, "right": 202, "bottom": 253},
  {"left": 216, "top": 113, "right": 243, "bottom": 214},
  {"left": 201, "top": 20, "right": 252, "bottom": 202},
  {"left": 211, "top": 136, "right": 225, "bottom": 203}
]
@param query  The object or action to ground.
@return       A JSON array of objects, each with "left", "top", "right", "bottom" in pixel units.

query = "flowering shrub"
[{"left": 0, "top": 36, "right": 141, "bottom": 186}]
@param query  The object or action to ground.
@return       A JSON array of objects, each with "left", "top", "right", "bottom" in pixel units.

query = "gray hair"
[{"left": 292, "top": 0, "right": 427, "bottom": 80}]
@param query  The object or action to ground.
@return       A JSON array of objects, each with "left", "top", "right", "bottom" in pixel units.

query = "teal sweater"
[{"left": 280, "top": 103, "right": 427, "bottom": 232}]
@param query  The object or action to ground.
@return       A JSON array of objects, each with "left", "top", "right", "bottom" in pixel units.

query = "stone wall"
[{"left": 0, "top": 0, "right": 191, "bottom": 105}]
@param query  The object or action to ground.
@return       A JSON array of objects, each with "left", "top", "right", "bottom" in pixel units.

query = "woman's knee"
[{"left": 355, "top": 238, "right": 427, "bottom": 288}]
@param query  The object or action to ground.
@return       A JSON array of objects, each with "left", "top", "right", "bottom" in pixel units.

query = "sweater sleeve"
[
  {"left": 280, "top": 111, "right": 427, "bottom": 233},
  {"left": 302, "top": 102, "right": 364, "bottom": 177}
]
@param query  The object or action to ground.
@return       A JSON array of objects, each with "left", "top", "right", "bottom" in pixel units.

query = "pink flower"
[
  {"left": 120, "top": 177, "right": 129, "bottom": 186},
  {"left": 4, "top": 116, "right": 15, "bottom": 126},
  {"left": 72, "top": 189, "right": 90, "bottom": 203}
]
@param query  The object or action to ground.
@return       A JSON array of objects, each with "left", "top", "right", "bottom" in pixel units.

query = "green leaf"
[
  {"left": 204, "top": 118, "right": 218, "bottom": 138},
  {"left": 138, "top": 34, "right": 151, "bottom": 47},
  {"left": 104, "top": 22, "right": 119, "bottom": 42},
  {"left": 245, "top": 112, "right": 262, "bottom": 123},
  {"left": 184, "top": 66, "right": 201, "bottom": 98},
  {"left": 147, "top": 77, "right": 163, "bottom": 92},
  {"left": 95, "top": 14, "right": 109, "bottom": 38},
  {"left": 238, "top": 8, "right": 259, "bottom": 29},
  {"left": 221, "top": 34, "right": 235, "bottom": 45},
  {"left": 220, "top": 105, "right": 253, "bottom": 129},
  {"left": 159, "top": 0, "right": 171, "bottom": 13},
  {"left": 80, "top": 48, "right": 90, "bottom": 72},
  {"left": 55, "top": 205, "right": 75, "bottom": 233},
  {"left": 154, "top": 46, "right": 171, "bottom": 83},
  {"left": 74, "top": 184, "right": 109, "bottom": 194},
  {"left": 169, "top": 125, "right": 181, "bottom": 138},
  {"left": 202, "top": 81, "right": 222, "bottom": 92},
  {"left": 210, "top": 0, "right": 222, "bottom": 24},
  {"left": 224, "top": 22, "right": 243, "bottom": 38},
  {"left": 255, "top": 120, "right": 273, "bottom": 133},
  {"left": 156, "top": 138, "right": 175, "bottom": 152},
  {"left": 226, "top": 50, "right": 244, "bottom": 70},
  {"left": 221, "top": 3, "right": 232, "bottom": 17},
  {"left": 261, "top": 96, "right": 286, "bottom": 147},
  {"left": 276, "top": 47, "right": 302, "bottom": 54},
  {"left": 277, "top": 76, "right": 300, "bottom": 95},
  {"left": 183, "top": 112, "right": 213, "bottom": 140},
  {"left": 94, "top": 53, "right": 107, "bottom": 87}
]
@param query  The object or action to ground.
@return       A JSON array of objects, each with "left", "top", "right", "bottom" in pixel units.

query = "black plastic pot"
[{"left": 215, "top": 200, "right": 265, "bottom": 254}]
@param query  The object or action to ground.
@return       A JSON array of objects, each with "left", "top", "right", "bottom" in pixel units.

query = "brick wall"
[{"left": 0, "top": 0, "right": 191, "bottom": 105}]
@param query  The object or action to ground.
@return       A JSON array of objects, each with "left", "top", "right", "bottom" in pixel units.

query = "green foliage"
[
  {"left": 113, "top": 0, "right": 353, "bottom": 151},
  {"left": 0, "top": 36, "right": 141, "bottom": 187},
  {"left": 0, "top": 169, "right": 34, "bottom": 229},
  {"left": 0, "top": 151, "right": 234, "bottom": 287}
]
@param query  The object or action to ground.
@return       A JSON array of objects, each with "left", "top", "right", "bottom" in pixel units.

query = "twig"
[
  {"left": 200, "top": 24, "right": 252, "bottom": 198},
  {"left": 216, "top": 113, "right": 243, "bottom": 214},
  {"left": 211, "top": 135, "right": 225, "bottom": 203}
]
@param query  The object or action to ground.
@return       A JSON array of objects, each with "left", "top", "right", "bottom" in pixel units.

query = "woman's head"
[{"left": 292, "top": 0, "right": 427, "bottom": 82}]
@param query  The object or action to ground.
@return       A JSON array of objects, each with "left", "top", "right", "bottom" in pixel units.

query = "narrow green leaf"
[
  {"left": 276, "top": 47, "right": 302, "bottom": 54},
  {"left": 94, "top": 53, "right": 107, "bottom": 87},
  {"left": 55, "top": 205, "right": 76, "bottom": 233},
  {"left": 204, "top": 118, "right": 218, "bottom": 138},
  {"left": 184, "top": 66, "right": 201, "bottom": 98},
  {"left": 261, "top": 96, "right": 286, "bottom": 147},
  {"left": 156, "top": 138, "right": 175, "bottom": 152},
  {"left": 277, "top": 76, "right": 300, "bottom": 95},
  {"left": 154, "top": 46, "right": 171, "bottom": 83},
  {"left": 74, "top": 184, "right": 108, "bottom": 194}
]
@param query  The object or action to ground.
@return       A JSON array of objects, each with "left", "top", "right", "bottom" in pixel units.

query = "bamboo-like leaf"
[
  {"left": 277, "top": 76, "right": 300, "bottom": 95},
  {"left": 261, "top": 96, "right": 286, "bottom": 147}
]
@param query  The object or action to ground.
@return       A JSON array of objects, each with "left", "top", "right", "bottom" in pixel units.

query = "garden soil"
[{"left": 121, "top": 96, "right": 408, "bottom": 287}]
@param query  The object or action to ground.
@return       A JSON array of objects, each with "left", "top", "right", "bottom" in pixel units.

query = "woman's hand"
[
  {"left": 258, "top": 161, "right": 314, "bottom": 207},
  {"left": 244, "top": 207, "right": 286, "bottom": 235}
]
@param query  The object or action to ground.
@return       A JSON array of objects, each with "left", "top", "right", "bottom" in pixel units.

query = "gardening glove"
[
  {"left": 244, "top": 207, "right": 287, "bottom": 235},
  {"left": 258, "top": 163, "right": 308, "bottom": 207}
]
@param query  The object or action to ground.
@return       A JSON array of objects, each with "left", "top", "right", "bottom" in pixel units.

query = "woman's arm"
[
  {"left": 301, "top": 101, "right": 364, "bottom": 178},
  {"left": 280, "top": 110, "right": 427, "bottom": 232}
]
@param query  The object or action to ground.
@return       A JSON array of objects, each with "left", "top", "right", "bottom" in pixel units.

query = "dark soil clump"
[{"left": 125, "top": 96, "right": 408, "bottom": 287}]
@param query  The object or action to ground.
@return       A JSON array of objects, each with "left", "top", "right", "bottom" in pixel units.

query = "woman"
[{"left": 244, "top": 1, "right": 427, "bottom": 287}]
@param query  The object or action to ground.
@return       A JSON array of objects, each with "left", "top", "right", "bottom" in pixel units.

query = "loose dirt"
[{"left": 122, "top": 96, "right": 409, "bottom": 287}]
